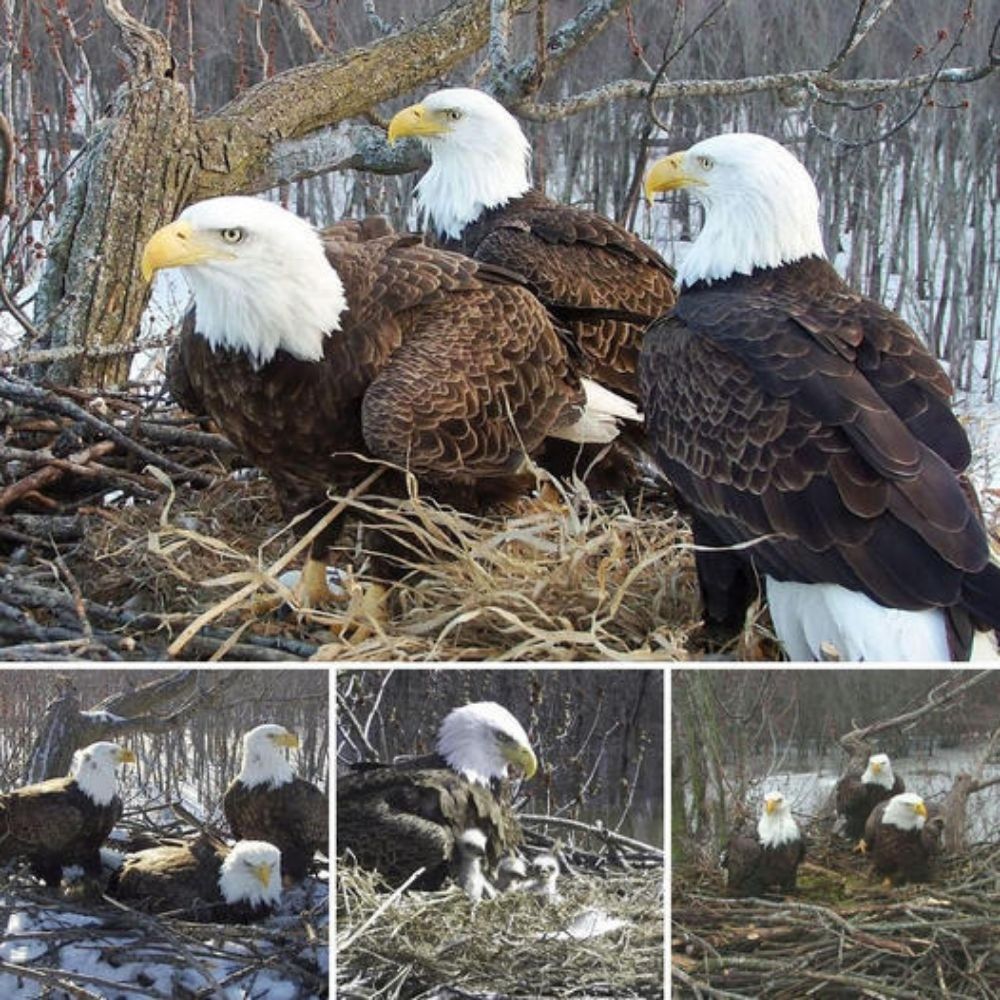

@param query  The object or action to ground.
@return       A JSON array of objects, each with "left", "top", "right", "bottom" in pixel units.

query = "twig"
[{"left": 519, "top": 812, "right": 664, "bottom": 858}]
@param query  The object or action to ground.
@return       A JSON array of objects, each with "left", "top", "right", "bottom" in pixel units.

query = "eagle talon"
[
  {"left": 328, "top": 582, "right": 389, "bottom": 642},
  {"left": 854, "top": 839, "right": 868, "bottom": 855}
]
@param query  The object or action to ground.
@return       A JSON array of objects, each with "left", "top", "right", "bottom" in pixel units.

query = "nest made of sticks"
[
  {"left": 0, "top": 863, "right": 329, "bottom": 999},
  {"left": 337, "top": 853, "right": 664, "bottom": 999},
  {"left": 672, "top": 831, "right": 1000, "bottom": 999},
  {"left": 1, "top": 379, "right": 736, "bottom": 659}
]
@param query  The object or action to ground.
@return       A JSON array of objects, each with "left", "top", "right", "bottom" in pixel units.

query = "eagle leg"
[
  {"left": 327, "top": 580, "right": 389, "bottom": 643},
  {"left": 853, "top": 839, "right": 868, "bottom": 855},
  {"left": 881, "top": 875, "right": 893, "bottom": 889}
]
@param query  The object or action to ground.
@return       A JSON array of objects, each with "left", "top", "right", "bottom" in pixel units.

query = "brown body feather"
[
  {"left": 864, "top": 801, "right": 943, "bottom": 884},
  {"left": 170, "top": 232, "right": 586, "bottom": 576},
  {"left": 0, "top": 777, "right": 121, "bottom": 886},
  {"left": 108, "top": 834, "right": 273, "bottom": 922},
  {"left": 721, "top": 827, "right": 805, "bottom": 896},
  {"left": 337, "top": 758, "right": 518, "bottom": 890},
  {"left": 835, "top": 772, "right": 905, "bottom": 840},
  {"left": 640, "top": 257, "right": 1000, "bottom": 654},
  {"left": 223, "top": 778, "right": 327, "bottom": 882},
  {"left": 438, "top": 189, "right": 676, "bottom": 399}
]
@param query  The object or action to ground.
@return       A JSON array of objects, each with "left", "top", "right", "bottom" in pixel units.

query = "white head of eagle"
[
  {"left": 237, "top": 723, "right": 300, "bottom": 789},
  {"left": 70, "top": 741, "right": 137, "bottom": 806},
  {"left": 219, "top": 840, "right": 282, "bottom": 907},
  {"left": 387, "top": 88, "right": 531, "bottom": 241},
  {"left": 436, "top": 702, "right": 537, "bottom": 787},
  {"left": 862, "top": 753, "right": 895, "bottom": 790},
  {"left": 644, "top": 132, "right": 825, "bottom": 288},
  {"left": 141, "top": 196, "right": 348, "bottom": 368},
  {"left": 757, "top": 791, "right": 800, "bottom": 848},
  {"left": 883, "top": 792, "right": 928, "bottom": 831}
]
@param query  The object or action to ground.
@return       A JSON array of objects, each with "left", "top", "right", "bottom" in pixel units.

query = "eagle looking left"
[
  {"left": 143, "top": 198, "right": 639, "bottom": 622},
  {"left": 337, "top": 701, "right": 536, "bottom": 894}
]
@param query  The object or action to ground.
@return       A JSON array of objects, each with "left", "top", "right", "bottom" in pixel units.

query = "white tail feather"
[{"left": 551, "top": 379, "right": 641, "bottom": 444}]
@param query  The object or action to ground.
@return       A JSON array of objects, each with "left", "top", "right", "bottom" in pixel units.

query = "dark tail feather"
[{"left": 962, "top": 562, "right": 1000, "bottom": 632}]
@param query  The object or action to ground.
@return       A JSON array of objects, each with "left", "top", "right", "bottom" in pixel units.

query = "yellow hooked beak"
[
  {"left": 914, "top": 800, "right": 928, "bottom": 818},
  {"left": 117, "top": 748, "right": 137, "bottom": 765},
  {"left": 504, "top": 742, "right": 538, "bottom": 781},
  {"left": 251, "top": 862, "right": 275, "bottom": 889},
  {"left": 387, "top": 103, "right": 450, "bottom": 144},
  {"left": 644, "top": 151, "right": 704, "bottom": 202},
  {"left": 272, "top": 731, "right": 300, "bottom": 749},
  {"left": 871, "top": 762, "right": 882, "bottom": 773},
  {"left": 141, "top": 220, "right": 234, "bottom": 282},
  {"left": 765, "top": 798, "right": 779, "bottom": 814}
]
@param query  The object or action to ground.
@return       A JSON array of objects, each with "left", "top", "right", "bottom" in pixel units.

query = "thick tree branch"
[{"left": 517, "top": 61, "right": 999, "bottom": 120}]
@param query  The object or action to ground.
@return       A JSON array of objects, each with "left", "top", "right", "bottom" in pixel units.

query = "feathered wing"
[
  {"left": 639, "top": 258, "right": 999, "bottom": 650},
  {"left": 223, "top": 778, "right": 327, "bottom": 882},
  {"left": 337, "top": 765, "right": 516, "bottom": 890},
  {"left": 836, "top": 773, "right": 905, "bottom": 839},
  {"left": 109, "top": 835, "right": 225, "bottom": 913},
  {"left": 446, "top": 190, "right": 676, "bottom": 398},
  {"left": 864, "top": 802, "right": 937, "bottom": 883},
  {"left": 721, "top": 830, "right": 763, "bottom": 895}
]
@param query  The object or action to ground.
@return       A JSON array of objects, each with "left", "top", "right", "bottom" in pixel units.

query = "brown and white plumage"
[
  {"left": 108, "top": 834, "right": 281, "bottom": 922},
  {"left": 721, "top": 791, "right": 805, "bottom": 896},
  {"left": 388, "top": 88, "right": 675, "bottom": 399},
  {"left": 836, "top": 753, "right": 905, "bottom": 841},
  {"left": 863, "top": 792, "right": 942, "bottom": 885},
  {"left": 223, "top": 724, "right": 327, "bottom": 882},
  {"left": 642, "top": 133, "right": 1000, "bottom": 660},
  {"left": 144, "top": 197, "right": 637, "bottom": 604},
  {"left": 0, "top": 742, "right": 135, "bottom": 886},
  {"left": 337, "top": 702, "right": 536, "bottom": 892}
]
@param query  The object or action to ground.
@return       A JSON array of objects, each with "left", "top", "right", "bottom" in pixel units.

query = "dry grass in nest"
[
  {"left": 73, "top": 470, "right": 712, "bottom": 660},
  {"left": 337, "top": 863, "right": 664, "bottom": 999}
]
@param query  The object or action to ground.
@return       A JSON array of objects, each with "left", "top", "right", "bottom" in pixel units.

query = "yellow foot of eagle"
[
  {"left": 250, "top": 557, "right": 341, "bottom": 617},
  {"left": 853, "top": 839, "right": 868, "bottom": 855},
  {"left": 328, "top": 580, "right": 389, "bottom": 642}
]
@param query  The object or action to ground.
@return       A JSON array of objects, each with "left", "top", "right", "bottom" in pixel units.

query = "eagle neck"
[
  {"left": 70, "top": 755, "right": 118, "bottom": 806},
  {"left": 238, "top": 747, "right": 294, "bottom": 789},
  {"left": 679, "top": 185, "right": 826, "bottom": 289},
  {"left": 416, "top": 141, "right": 531, "bottom": 242},
  {"left": 758, "top": 809, "right": 799, "bottom": 848}
]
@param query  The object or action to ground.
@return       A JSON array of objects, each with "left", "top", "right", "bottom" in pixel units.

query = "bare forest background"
[
  {"left": 337, "top": 667, "right": 664, "bottom": 846},
  {"left": 2, "top": 0, "right": 999, "bottom": 399},
  {"left": 0, "top": 668, "right": 329, "bottom": 827}
]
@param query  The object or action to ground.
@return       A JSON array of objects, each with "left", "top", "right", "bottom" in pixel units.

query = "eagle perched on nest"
[
  {"left": 223, "top": 724, "right": 327, "bottom": 883},
  {"left": 835, "top": 753, "right": 905, "bottom": 842},
  {"left": 0, "top": 741, "right": 135, "bottom": 887},
  {"left": 721, "top": 791, "right": 805, "bottom": 896},
  {"left": 337, "top": 702, "right": 536, "bottom": 892},
  {"left": 143, "top": 198, "right": 638, "bottom": 620},
  {"left": 862, "top": 792, "right": 944, "bottom": 886}
]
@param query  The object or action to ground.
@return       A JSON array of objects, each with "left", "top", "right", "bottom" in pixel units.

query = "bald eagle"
[
  {"left": 836, "top": 753, "right": 905, "bottom": 842},
  {"left": 143, "top": 197, "right": 638, "bottom": 614},
  {"left": 337, "top": 701, "right": 536, "bottom": 891},
  {"left": 108, "top": 835, "right": 281, "bottom": 922},
  {"left": 721, "top": 791, "right": 805, "bottom": 896},
  {"left": 387, "top": 87, "right": 675, "bottom": 400},
  {"left": 0, "top": 742, "right": 135, "bottom": 887},
  {"left": 862, "top": 792, "right": 943, "bottom": 885},
  {"left": 642, "top": 132, "right": 1000, "bottom": 660},
  {"left": 223, "top": 724, "right": 328, "bottom": 882}
]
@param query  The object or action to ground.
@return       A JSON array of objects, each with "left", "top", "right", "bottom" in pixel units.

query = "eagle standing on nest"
[
  {"left": 108, "top": 834, "right": 282, "bottom": 923},
  {"left": 721, "top": 791, "right": 805, "bottom": 896},
  {"left": 861, "top": 792, "right": 943, "bottom": 886},
  {"left": 223, "top": 724, "right": 327, "bottom": 883},
  {"left": 388, "top": 87, "right": 675, "bottom": 400},
  {"left": 337, "top": 702, "right": 536, "bottom": 892},
  {"left": 143, "top": 198, "right": 638, "bottom": 624},
  {"left": 0, "top": 742, "right": 135, "bottom": 887},
  {"left": 836, "top": 753, "right": 905, "bottom": 843},
  {"left": 642, "top": 133, "right": 1000, "bottom": 659}
]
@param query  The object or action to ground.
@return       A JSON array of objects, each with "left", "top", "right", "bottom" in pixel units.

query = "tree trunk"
[{"left": 34, "top": 0, "right": 533, "bottom": 388}]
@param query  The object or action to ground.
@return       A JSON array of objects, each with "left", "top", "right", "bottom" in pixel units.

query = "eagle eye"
[
  {"left": 444, "top": 109, "right": 462, "bottom": 122},
  {"left": 697, "top": 155, "right": 714, "bottom": 171},
  {"left": 220, "top": 227, "right": 244, "bottom": 244}
]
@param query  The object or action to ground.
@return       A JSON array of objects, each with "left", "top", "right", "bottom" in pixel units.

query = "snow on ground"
[{"left": 0, "top": 876, "right": 328, "bottom": 999}]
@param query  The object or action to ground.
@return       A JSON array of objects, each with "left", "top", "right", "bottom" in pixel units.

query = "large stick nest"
[
  {"left": 672, "top": 830, "right": 1000, "bottom": 999},
  {"left": 2, "top": 383, "right": 748, "bottom": 661},
  {"left": 337, "top": 829, "right": 664, "bottom": 999}
]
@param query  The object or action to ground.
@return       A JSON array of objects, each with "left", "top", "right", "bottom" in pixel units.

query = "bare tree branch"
[
  {"left": 825, "top": 0, "right": 899, "bottom": 74},
  {"left": 276, "top": 0, "right": 328, "bottom": 55}
]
